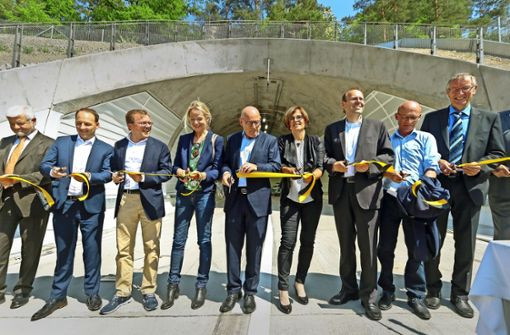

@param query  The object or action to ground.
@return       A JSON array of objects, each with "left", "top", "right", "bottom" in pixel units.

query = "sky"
[{"left": 319, "top": 0, "right": 357, "bottom": 20}]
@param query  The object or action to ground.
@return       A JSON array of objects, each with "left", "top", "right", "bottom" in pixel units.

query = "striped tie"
[{"left": 449, "top": 112, "right": 463, "bottom": 164}]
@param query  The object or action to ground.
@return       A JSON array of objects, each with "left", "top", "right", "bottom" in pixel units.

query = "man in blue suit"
[
  {"left": 32, "top": 108, "right": 113, "bottom": 321},
  {"left": 488, "top": 110, "right": 510, "bottom": 240},
  {"left": 100, "top": 109, "right": 171, "bottom": 314},
  {"left": 220, "top": 106, "right": 281, "bottom": 314}
]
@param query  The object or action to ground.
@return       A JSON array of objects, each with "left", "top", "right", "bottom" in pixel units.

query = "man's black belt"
[
  {"left": 238, "top": 187, "right": 248, "bottom": 195},
  {"left": 123, "top": 189, "right": 141, "bottom": 194},
  {"left": 67, "top": 195, "right": 81, "bottom": 201}
]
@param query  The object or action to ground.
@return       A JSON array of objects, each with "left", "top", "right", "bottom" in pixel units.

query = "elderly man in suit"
[
  {"left": 220, "top": 106, "right": 281, "bottom": 314},
  {"left": 420, "top": 73, "right": 505, "bottom": 318},
  {"left": 0, "top": 105, "right": 54, "bottom": 309},
  {"left": 324, "top": 88, "right": 394, "bottom": 321},
  {"left": 100, "top": 109, "right": 171, "bottom": 315},
  {"left": 32, "top": 108, "right": 113, "bottom": 321},
  {"left": 488, "top": 110, "right": 510, "bottom": 240}
]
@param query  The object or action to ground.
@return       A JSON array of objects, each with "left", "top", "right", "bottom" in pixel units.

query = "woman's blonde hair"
[{"left": 185, "top": 100, "right": 212, "bottom": 129}]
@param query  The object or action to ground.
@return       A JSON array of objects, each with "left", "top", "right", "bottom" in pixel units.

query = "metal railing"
[{"left": 0, "top": 19, "right": 509, "bottom": 71}]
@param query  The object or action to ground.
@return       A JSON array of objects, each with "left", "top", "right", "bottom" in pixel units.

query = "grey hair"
[
  {"left": 6, "top": 105, "right": 35, "bottom": 119},
  {"left": 446, "top": 73, "right": 477, "bottom": 92}
]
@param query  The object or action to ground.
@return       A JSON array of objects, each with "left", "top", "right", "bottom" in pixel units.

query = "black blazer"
[
  {"left": 221, "top": 131, "right": 281, "bottom": 217},
  {"left": 278, "top": 133, "right": 324, "bottom": 201},
  {"left": 324, "top": 118, "right": 394, "bottom": 209},
  {"left": 111, "top": 136, "right": 172, "bottom": 220},
  {"left": 421, "top": 107, "right": 505, "bottom": 206},
  {"left": 489, "top": 110, "right": 510, "bottom": 197}
]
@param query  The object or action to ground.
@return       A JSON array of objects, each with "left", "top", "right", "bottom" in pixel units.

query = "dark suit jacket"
[
  {"left": 421, "top": 107, "right": 505, "bottom": 206},
  {"left": 278, "top": 133, "right": 324, "bottom": 200},
  {"left": 40, "top": 135, "right": 113, "bottom": 214},
  {"left": 221, "top": 131, "right": 281, "bottom": 217},
  {"left": 489, "top": 110, "right": 510, "bottom": 197},
  {"left": 324, "top": 118, "right": 394, "bottom": 209},
  {"left": 0, "top": 131, "right": 54, "bottom": 217},
  {"left": 111, "top": 136, "right": 172, "bottom": 220},
  {"left": 173, "top": 131, "right": 223, "bottom": 194}
]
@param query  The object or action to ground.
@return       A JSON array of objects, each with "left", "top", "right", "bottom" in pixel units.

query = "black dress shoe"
[
  {"left": 294, "top": 284, "right": 309, "bottom": 305},
  {"left": 451, "top": 296, "right": 474, "bottom": 318},
  {"left": 219, "top": 292, "right": 242, "bottom": 313},
  {"left": 361, "top": 300, "right": 382, "bottom": 321},
  {"left": 328, "top": 290, "right": 359, "bottom": 305},
  {"left": 378, "top": 291, "right": 395, "bottom": 311},
  {"left": 31, "top": 298, "right": 68, "bottom": 321},
  {"left": 243, "top": 294, "right": 256, "bottom": 314},
  {"left": 0, "top": 294, "right": 5, "bottom": 304},
  {"left": 277, "top": 300, "right": 292, "bottom": 314},
  {"left": 161, "top": 283, "right": 179, "bottom": 310},
  {"left": 10, "top": 293, "right": 30, "bottom": 309},
  {"left": 191, "top": 287, "right": 207, "bottom": 310},
  {"left": 86, "top": 294, "right": 102, "bottom": 311},
  {"left": 408, "top": 298, "right": 431, "bottom": 320},
  {"left": 425, "top": 293, "right": 441, "bottom": 310}
]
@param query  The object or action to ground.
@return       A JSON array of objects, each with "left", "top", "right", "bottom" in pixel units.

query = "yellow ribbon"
[
  {"left": 457, "top": 156, "right": 510, "bottom": 168},
  {"left": 411, "top": 180, "right": 449, "bottom": 208},
  {"left": 350, "top": 160, "right": 395, "bottom": 174},
  {"left": 69, "top": 173, "right": 90, "bottom": 202},
  {"left": 236, "top": 171, "right": 316, "bottom": 203},
  {"left": 0, "top": 174, "right": 55, "bottom": 207}
]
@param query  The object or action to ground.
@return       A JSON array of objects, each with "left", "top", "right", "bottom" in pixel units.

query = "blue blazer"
[
  {"left": 173, "top": 131, "right": 224, "bottom": 194},
  {"left": 221, "top": 131, "right": 281, "bottom": 217},
  {"left": 111, "top": 136, "right": 172, "bottom": 221},
  {"left": 40, "top": 135, "right": 113, "bottom": 214}
]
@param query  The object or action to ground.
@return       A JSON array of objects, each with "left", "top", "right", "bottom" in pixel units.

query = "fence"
[{"left": 0, "top": 19, "right": 509, "bottom": 70}]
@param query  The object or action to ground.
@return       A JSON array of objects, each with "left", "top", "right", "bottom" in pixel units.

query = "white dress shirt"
[
  {"left": 123, "top": 135, "right": 147, "bottom": 190},
  {"left": 7, "top": 130, "right": 38, "bottom": 161},
  {"left": 344, "top": 119, "right": 362, "bottom": 177},
  {"left": 68, "top": 136, "right": 95, "bottom": 196}
]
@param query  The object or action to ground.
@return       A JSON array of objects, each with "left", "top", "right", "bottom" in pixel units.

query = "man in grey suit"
[
  {"left": 0, "top": 105, "right": 54, "bottom": 309},
  {"left": 324, "top": 88, "right": 394, "bottom": 321},
  {"left": 421, "top": 73, "right": 505, "bottom": 318},
  {"left": 488, "top": 110, "right": 510, "bottom": 240}
]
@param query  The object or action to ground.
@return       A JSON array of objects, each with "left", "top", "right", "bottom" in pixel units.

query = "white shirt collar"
[
  {"left": 77, "top": 135, "right": 96, "bottom": 145},
  {"left": 127, "top": 133, "right": 149, "bottom": 145}
]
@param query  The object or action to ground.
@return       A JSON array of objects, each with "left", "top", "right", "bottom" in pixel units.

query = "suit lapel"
[
  {"left": 16, "top": 131, "right": 39, "bottom": 164},
  {"left": 139, "top": 137, "right": 151, "bottom": 171},
  {"left": 439, "top": 108, "right": 449, "bottom": 150},
  {"left": 85, "top": 137, "right": 100, "bottom": 171},
  {"left": 233, "top": 132, "right": 242, "bottom": 169},
  {"left": 118, "top": 138, "right": 128, "bottom": 171},
  {"left": 336, "top": 120, "right": 347, "bottom": 161},
  {"left": 197, "top": 132, "right": 210, "bottom": 170},
  {"left": 463, "top": 108, "right": 482, "bottom": 160},
  {"left": 354, "top": 120, "right": 368, "bottom": 162},
  {"left": 68, "top": 135, "right": 77, "bottom": 172},
  {"left": 1, "top": 137, "right": 15, "bottom": 171}
]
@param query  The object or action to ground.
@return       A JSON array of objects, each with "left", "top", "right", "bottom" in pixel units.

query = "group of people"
[{"left": 0, "top": 72, "right": 508, "bottom": 323}]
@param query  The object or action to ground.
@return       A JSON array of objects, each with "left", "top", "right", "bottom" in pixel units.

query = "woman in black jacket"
[{"left": 277, "top": 106, "right": 324, "bottom": 314}]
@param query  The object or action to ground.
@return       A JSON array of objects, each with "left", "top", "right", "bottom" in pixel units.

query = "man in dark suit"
[
  {"left": 220, "top": 106, "right": 281, "bottom": 314},
  {"left": 488, "top": 110, "right": 510, "bottom": 240},
  {"left": 420, "top": 73, "right": 505, "bottom": 318},
  {"left": 100, "top": 109, "right": 171, "bottom": 315},
  {"left": 0, "top": 105, "right": 54, "bottom": 309},
  {"left": 324, "top": 88, "right": 394, "bottom": 321},
  {"left": 32, "top": 108, "right": 113, "bottom": 321}
]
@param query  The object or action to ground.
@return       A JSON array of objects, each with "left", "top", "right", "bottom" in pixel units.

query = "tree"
[{"left": 472, "top": 0, "right": 509, "bottom": 24}]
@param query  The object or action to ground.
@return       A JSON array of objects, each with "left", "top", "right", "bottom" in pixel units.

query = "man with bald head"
[
  {"left": 220, "top": 106, "right": 281, "bottom": 314},
  {"left": 0, "top": 105, "right": 54, "bottom": 309},
  {"left": 377, "top": 101, "right": 440, "bottom": 320}
]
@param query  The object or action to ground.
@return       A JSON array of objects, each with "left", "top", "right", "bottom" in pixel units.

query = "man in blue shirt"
[{"left": 377, "top": 101, "right": 439, "bottom": 320}]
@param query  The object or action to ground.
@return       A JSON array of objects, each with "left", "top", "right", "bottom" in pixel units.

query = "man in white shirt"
[
  {"left": 33, "top": 108, "right": 113, "bottom": 321},
  {"left": 0, "top": 105, "right": 54, "bottom": 309}
]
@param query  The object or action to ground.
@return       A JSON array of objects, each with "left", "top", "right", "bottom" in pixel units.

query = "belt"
[
  {"left": 67, "top": 195, "right": 82, "bottom": 201},
  {"left": 123, "top": 189, "right": 141, "bottom": 194},
  {"left": 345, "top": 177, "right": 356, "bottom": 184},
  {"left": 238, "top": 187, "right": 248, "bottom": 195}
]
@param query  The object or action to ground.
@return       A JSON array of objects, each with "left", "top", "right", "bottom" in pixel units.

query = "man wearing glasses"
[
  {"left": 420, "top": 73, "right": 505, "bottom": 318},
  {"left": 377, "top": 101, "right": 440, "bottom": 320},
  {"left": 100, "top": 109, "right": 172, "bottom": 315},
  {"left": 220, "top": 106, "right": 281, "bottom": 314}
]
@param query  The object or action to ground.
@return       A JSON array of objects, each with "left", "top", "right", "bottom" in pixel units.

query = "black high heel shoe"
[{"left": 294, "top": 283, "right": 309, "bottom": 305}]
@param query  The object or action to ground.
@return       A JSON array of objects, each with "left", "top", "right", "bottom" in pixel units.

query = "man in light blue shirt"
[{"left": 377, "top": 101, "right": 439, "bottom": 320}]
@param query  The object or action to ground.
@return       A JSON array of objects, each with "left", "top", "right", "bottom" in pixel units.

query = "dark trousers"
[
  {"left": 425, "top": 177, "right": 481, "bottom": 298},
  {"left": 169, "top": 192, "right": 215, "bottom": 288},
  {"left": 225, "top": 192, "right": 268, "bottom": 295},
  {"left": 50, "top": 200, "right": 104, "bottom": 299},
  {"left": 489, "top": 177, "right": 510, "bottom": 240},
  {"left": 333, "top": 183, "right": 379, "bottom": 302},
  {"left": 377, "top": 193, "right": 426, "bottom": 299},
  {"left": 277, "top": 196, "right": 322, "bottom": 291},
  {"left": 0, "top": 196, "right": 49, "bottom": 296}
]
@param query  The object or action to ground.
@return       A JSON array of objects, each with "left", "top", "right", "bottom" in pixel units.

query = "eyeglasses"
[
  {"left": 449, "top": 86, "right": 474, "bottom": 94},
  {"left": 135, "top": 121, "right": 153, "bottom": 126},
  {"left": 289, "top": 115, "right": 304, "bottom": 122},
  {"left": 243, "top": 120, "right": 261, "bottom": 127}
]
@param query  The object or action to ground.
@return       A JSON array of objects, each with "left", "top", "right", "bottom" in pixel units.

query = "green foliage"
[{"left": 22, "top": 45, "right": 34, "bottom": 54}]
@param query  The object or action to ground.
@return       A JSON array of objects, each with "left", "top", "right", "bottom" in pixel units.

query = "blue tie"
[{"left": 449, "top": 112, "right": 463, "bottom": 164}]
